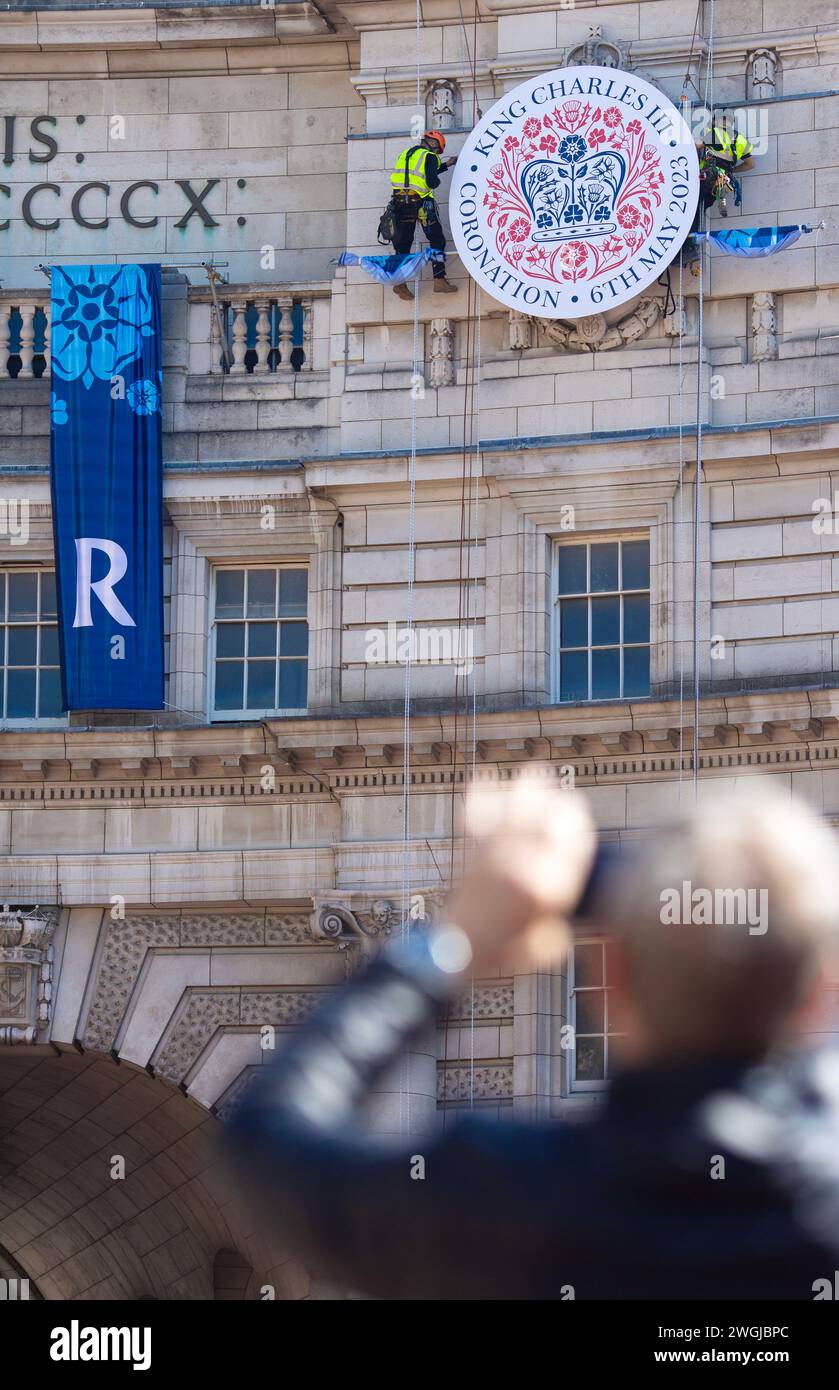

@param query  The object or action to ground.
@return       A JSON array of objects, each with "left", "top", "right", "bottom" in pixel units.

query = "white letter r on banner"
[{"left": 73, "top": 537, "right": 136, "bottom": 628}]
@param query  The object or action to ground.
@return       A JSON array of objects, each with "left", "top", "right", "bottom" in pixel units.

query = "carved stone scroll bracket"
[
  {"left": 313, "top": 894, "right": 445, "bottom": 958},
  {"left": 0, "top": 907, "right": 59, "bottom": 1045}
]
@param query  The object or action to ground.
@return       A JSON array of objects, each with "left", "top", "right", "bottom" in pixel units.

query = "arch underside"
[{"left": 0, "top": 1046, "right": 335, "bottom": 1300}]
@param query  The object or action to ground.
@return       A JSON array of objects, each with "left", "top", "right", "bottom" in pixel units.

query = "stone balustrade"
[
  {"left": 187, "top": 284, "right": 330, "bottom": 377},
  {"left": 0, "top": 286, "right": 331, "bottom": 382},
  {"left": 0, "top": 295, "right": 51, "bottom": 380}
]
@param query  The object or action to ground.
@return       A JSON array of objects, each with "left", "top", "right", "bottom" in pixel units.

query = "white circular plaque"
[{"left": 450, "top": 66, "right": 699, "bottom": 318}]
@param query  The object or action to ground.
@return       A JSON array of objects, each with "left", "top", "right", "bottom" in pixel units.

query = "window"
[
  {"left": 211, "top": 565, "right": 308, "bottom": 718},
  {"left": 554, "top": 538, "right": 650, "bottom": 702},
  {"left": 0, "top": 570, "right": 62, "bottom": 721},
  {"left": 570, "top": 940, "right": 626, "bottom": 1090}
]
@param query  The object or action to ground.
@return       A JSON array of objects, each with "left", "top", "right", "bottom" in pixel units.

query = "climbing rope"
[{"left": 692, "top": 0, "right": 716, "bottom": 792}]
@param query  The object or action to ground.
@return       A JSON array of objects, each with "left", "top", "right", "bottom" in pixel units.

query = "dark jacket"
[{"left": 225, "top": 938, "right": 839, "bottom": 1300}]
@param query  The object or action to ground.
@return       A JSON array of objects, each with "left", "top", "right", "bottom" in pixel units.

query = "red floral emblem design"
[{"left": 483, "top": 100, "right": 665, "bottom": 287}]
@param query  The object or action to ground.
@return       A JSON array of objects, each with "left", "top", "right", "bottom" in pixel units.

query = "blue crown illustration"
[{"left": 521, "top": 135, "right": 627, "bottom": 242}]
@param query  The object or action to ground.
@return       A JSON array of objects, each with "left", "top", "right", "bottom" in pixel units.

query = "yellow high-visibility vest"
[
  {"left": 391, "top": 145, "right": 435, "bottom": 197},
  {"left": 706, "top": 126, "right": 752, "bottom": 163}
]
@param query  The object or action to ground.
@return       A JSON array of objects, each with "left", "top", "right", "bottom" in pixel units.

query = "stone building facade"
[{"left": 0, "top": 0, "right": 838, "bottom": 1299}]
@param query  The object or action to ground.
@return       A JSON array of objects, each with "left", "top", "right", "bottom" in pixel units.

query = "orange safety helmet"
[{"left": 423, "top": 129, "right": 446, "bottom": 152}]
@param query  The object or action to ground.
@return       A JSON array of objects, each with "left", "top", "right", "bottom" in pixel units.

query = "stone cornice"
[{"left": 1, "top": 688, "right": 838, "bottom": 793}]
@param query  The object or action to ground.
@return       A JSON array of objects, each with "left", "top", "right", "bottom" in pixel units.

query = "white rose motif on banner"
[{"left": 451, "top": 67, "right": 699, "bottom": 318}]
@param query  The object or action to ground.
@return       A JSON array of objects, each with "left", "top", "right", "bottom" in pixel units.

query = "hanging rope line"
[
  {"left": 693, "top": 0, "right": 716, "bottom": 792},
  {"left": 677, "top": 249, "right": 687, "bottom": 794}
]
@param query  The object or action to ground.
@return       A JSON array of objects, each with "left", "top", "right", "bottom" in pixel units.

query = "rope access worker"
[
  {"left": 388, "top": 129, "right": 458, "bottom": 300},
  {"left": 694, "top": 111, "right": 755, "bottom": 222}
]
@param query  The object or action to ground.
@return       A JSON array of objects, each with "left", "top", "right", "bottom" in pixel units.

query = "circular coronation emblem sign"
[{"left": 450, "top": 66, "right": 699, "bottom": 319}]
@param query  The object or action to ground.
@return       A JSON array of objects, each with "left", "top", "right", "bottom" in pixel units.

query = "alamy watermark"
[
  {"left": 365, "top": 621, "right": 474, "bottom": 676},
  {"left": 660, "top": 880, "right": 768, "bottom": 935}
]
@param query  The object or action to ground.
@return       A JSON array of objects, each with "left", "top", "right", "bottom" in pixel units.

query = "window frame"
[
  {"left": 551, "top": 532, "right": 651, "bottom": 705},
  {"left": 0, "top": 567, "right": 66, "bottom": 728},
  {"left": 207, "top": 562, "right": 310, "bottom": 722},
  {"left": 568, "top": 936, "right": 625, "bottom": 1093}
]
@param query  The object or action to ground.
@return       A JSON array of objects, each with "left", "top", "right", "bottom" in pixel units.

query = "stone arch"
[
  {"left": 213, "top": 1246, "right": 254, "bottom": 1300},
  {"left": 0, "top": 1046, "right": 309, "bottom": 1300}
]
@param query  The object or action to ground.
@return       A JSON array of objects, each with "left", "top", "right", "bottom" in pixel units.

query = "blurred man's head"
[{"left": 602, "top": 785, "right": 839, "bottom": 1063}]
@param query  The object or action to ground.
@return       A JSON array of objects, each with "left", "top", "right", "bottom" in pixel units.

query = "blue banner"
[
  {"left": 690, "top": 225, "right": 815, "bottom": 257},
  {"left": 49, "top": 264, "right": 164, "bottom": 710},
  {"left": 337, "top": 249, "right": 443, "bottom": 284}
]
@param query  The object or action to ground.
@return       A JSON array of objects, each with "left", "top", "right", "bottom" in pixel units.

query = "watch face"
[{"left": 450, "top": 66, "right": 700, "bottom": 319}]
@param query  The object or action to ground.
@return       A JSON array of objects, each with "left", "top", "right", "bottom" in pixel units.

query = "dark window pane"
[
  {"left": 38, "top": 667, "right": 62, "bottom": 717},
  {"left": 623, "top": 592, "right": 649, "bottom": 644},
  {"left": 216, "top": 623, "right": 245, "bottom": 658},
  {"left": 7, "top": 667, "right": 36, "bottom": 717},
  {"left": 591, "top": 594, "right": 619, "bottom": 646},
  {"left": 279, "top": 568, "right": 308, "bottom": 618},
  {"left": 8, "top": 625, "right": 37, "bottom": 665},
  {"left": 574, "top": 943, "right": 603, "bottom": 987},
  {"left": 279, "top": 659, "right": 307, "bottom": 709},
  {"left": 622, "top": 539, "right": 649, "bottom": 590},
  {"left": 41, "top": 572, "right": 57, "bottom": 618},
  {"left": 216, "top": 570, "right": 244, "bottom": 619},
  {"left": 40, "top": 625, "right": 59, "bottom": 665},
  {"left": 214, "top": 660, "right": 244, "bottom": 710},
  {"left": 247, "top": 569, "right": 276, "bottom": 618},
  {"left": 560, "top": 598, "right": 587, "bottom": 649},
  {"left": 590, "top": 543, "right": 618, "bottom": 592},
  {"left": 8, "top": 573, "right": 38, "bottom": 620},
  {"left": 575, "top": 989, "right": 605, "bottom": 1034},
  {"left": 279, "top": 621, "right": 309, "bottom": 657},
  {"left": 559, "top": 648, "right": 587, "bottom": 702},
  {"left": 246, "top": 660, "right": 276, "bottom": 710},
  {"left": 592, "top": 646, "right": 620, "bottom": 699},
  {"left": 247, "top": 622, "right": 277, "bottom": 657},
  {"left": 575, "top": 1036, "right": 605, "bottom": 1081},
  {"left": 557, "top": 545, "right": 586, "bottom": 595},
  {"left": 624, "top": 645, "right": 650, "bottom": 697}
]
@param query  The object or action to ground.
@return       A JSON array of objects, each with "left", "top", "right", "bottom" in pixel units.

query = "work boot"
[
  {"left": 393, "top": 283, "right": 414, "bottom": 300},
  {"left": 433, "top": 277, "right": 458, "bottom": 293}
]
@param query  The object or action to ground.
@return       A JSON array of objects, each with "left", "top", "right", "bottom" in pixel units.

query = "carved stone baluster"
[
  {"left": 229, "top": 298, "right": 248, "bottom": 376},
  {"left": 300, "top": 295, "right": 313, "bottom": 371},
  {"left": 209, "top": 300, "right": 223, "bottom": 374},
  {"left": 18, "top": 302, "right": 36, "bottom": 379},
  {"left": 0, "top": 302, "right": 11, "bottom": 379},
  {"left": 42, "top": 300, "right": 51, "bottom": 377},
  {"left": 277, "top": 294, "right": 294, "bottom": 373},
  {"left": 253, "top": 296, "right": 271, "bottom": 375}
]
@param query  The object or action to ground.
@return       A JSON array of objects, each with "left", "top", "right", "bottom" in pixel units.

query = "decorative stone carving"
[
  {"left": 314, "top": 895, "right": 443, "bottom": 950},
  {"left": 539, "top": 295, "right": 664, "bottom": 353},
  {"left": 82, "top": 911, "right": 314, "bottom": 1053},
  {"left": 438, "top": 1062, "right": 513, "bottom": 1102},
  {"left": 748, "top": 49, "right": 779, "bottom": 100},
  {"left": 426, "top": 79, "right": 458, "bottom": 132},
  {"left": 750, "top": 291, "right": 777, "bottom": 362},
  {"left": 446, "top": 982, "right": 514, "bottom": 1020},
  {"left": 566, "top": 32, "right": 629, "bottom": 72},
  {"left": 0, "top": 907, "right": 59, "bottom": 1044},
  {"left": 507, "top": 309, "right": 534, "bottom": 351},
  {"left": 153, "top": 986, "right": 325, "bottom": 1083},
  {"left": 429, "top": 317, "right": 455, "bottom": 387},
  {"left": 663, "top": 290, "right": 688, "bottom": 338}
]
